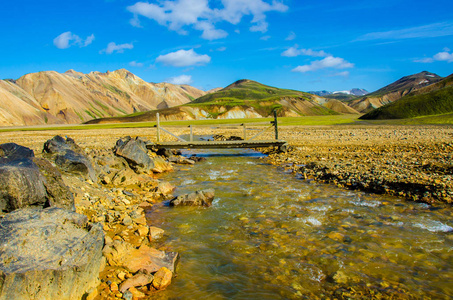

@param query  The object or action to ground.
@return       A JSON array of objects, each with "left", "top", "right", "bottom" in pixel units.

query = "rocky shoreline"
[{"left": 0, "top": 131, "right": 210, "bottom": 299}]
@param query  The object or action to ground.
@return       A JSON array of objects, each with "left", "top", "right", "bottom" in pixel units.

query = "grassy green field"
[
  {"left": 359, "top": 113, "right": 453, "bottom": 125},
  {"left": 2, "top": 114, "right": 453, "bottom": 133}
]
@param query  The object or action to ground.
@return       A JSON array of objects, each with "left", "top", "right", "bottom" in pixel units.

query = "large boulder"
[
  {"left": 43, "top": 136, "right": 97, "bottom": 182},
  {"left": 0, "top": 143, "right": 74, "bottom": 213},
  {"left": 169, "top": 189, "right": 215, "bottom": 207},
  {"left": 32, "top": 158, "right": 75, "bottom": 211},
  {"left": 0, "top": 207, "right": 104, "bottom": 300},
  {"left": 114, "top": 136, "right": 154, "bottom": 174}
]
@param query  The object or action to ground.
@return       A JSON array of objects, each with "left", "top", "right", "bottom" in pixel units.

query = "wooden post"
[
  {"left": 190, "top": 125, "right": 193, "bottom": 142},
  {"left": 156, "top": 113, "right": 160, "bottom": 143},
  {"left": 273, "top": 109, "right": 279, "bottom": 140},
  {"left": 243, "top": 123, "right": 247, "bottom": 140}
]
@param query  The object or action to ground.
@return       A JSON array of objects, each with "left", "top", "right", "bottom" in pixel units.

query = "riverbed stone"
[
  {"left": 149, "top": 226, "right": 165, "bottom": 241},
  {"left": 102, "top": 240, "right": 179, "bottom": 274},
  {"left": 168, "top": 156, "right": 195, "bottom": 165},
  {"left": 0, "top": 207, "right": 104, "bottom": 300},
  {"left": 151, "top": 155, "right": 173, "bottom": 173},
  {"left": 152, "top": 267, "right": 172, "bottom": 290},
  {"left": 119, "top": 272, "right": 154, "bottom": 293},
  {"left": 156, "top": 181, "right": 175, "bottom": 196},
  {"left": 169, "top": 189, "right": 215, "bottom": 207}
]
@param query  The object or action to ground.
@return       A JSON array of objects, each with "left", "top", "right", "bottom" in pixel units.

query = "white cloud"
[
  {"left": 357, "top": 21, "right": 453, "bottom": 41},
  {"left": 100, "top": 42, "right": 134, "bottom": 54},
  {"left": 195, "top": 21, "right": 228, "bottom": 40},
  {"left": 282, "top": 45, "right": 329, "bottom": 57},
  {"left": 292, "top": 56, "right": 354, "bottom": 73},
  {"left": 260, "top": 35, "right": 271, "bottom": 41},
  {"left": 331, "top": 71, "right": 350, "bottom": 77},
  {"left": 414, "top": 58, "right": 434, "bottom": 63},
  {"left": 216, "top": 46, "right": 227, "bottom": 51},
  {"left": 285, "top": 31, "right": 296, "bottom": 41},
  {"left": 84, "top": 34, "right": 95, "bottom": 47},
  {"left": 53, "top": 31, "right": 95, "bottom": 49},
  {"left": 167, "top": 74, "right": 193, "bottom": 85},
  {"left": 415, "top": 49, "right": 453, "bottom": 63},
  {"left": 434, "top": 51, "right": 453, "bottom": 62},
  {"left": 127, "top": 0, "right": 288, "bottom": 39},
  {"left": 129, "top": 61, "right": 144, "bottom": 67},
  {"left": 156, "top": 49, "right": 211, "bottom": 67}
]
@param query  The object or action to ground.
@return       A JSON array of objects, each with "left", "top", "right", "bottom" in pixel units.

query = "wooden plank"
[{"left": 146, "top": 140, "right": 287, "bottom": 150}]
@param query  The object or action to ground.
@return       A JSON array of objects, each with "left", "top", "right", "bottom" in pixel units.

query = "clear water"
[{"left": 148, "top": 149, "right": 453, "bottom": 299}]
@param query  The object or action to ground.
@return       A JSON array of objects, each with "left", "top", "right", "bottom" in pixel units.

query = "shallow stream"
[{"left": 149, "top": 149, "right": 453, "bottom": 299}]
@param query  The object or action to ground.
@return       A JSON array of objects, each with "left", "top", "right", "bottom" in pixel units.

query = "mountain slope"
[
  {"left": 360, "top": 74, "right": 453, "bottom": 120},
  {"left": 188, "top": 79, "right": 338, "bottom": 117},
  {"left": 349, "top": 71, "right": 443, "bottom": 113},
  {"left": 0, "top": 69, "right": 205, "bottom": 126}
]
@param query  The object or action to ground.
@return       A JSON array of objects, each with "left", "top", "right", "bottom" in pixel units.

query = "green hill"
[
  {"left": 360, "top": 74, "right": 453, "bottom": 120},
  {"left": 188, "top": 79, "right": 337, "bottom": 117}
]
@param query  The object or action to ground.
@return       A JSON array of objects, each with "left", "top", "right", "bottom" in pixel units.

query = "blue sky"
[{"left": 1, "top": 0, "right": 453, "bottom": 92}]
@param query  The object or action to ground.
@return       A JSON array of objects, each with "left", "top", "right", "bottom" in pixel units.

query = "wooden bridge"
[{"left": 146, "top": 111, "right": 287, "bottom": 151}]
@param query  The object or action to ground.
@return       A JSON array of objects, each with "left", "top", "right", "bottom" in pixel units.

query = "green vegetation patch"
[{"left": 102, "top": 84, "right": 131, "bottom": 99}]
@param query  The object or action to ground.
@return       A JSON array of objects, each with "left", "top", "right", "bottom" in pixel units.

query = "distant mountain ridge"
[
  {"left": 0, "top": 69, "right": 206, "bottom": 126},
  {"left": 309, "top": 88, "right": 368, "bottom": 97}
]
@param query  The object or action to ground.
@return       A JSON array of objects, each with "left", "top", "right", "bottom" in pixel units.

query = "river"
[{"left": 148, "top": 148, "right": 453, "bottom": 299}]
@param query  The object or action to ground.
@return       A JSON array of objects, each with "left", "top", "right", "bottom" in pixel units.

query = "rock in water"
[
  {"left": 0, "top": 207, "right": 104, "bottom": 300},
  {"left": 114, "top": 136, "right": 154, "bottom": 173},
  {"left": 169, "top": 189, "right": 215, "bottom": 207},
  {"left": 152, "top": 267, "right": 173, "bottom": 290},
  {"left": 43, "top": 136, "right": 97, "bottom": 182}
]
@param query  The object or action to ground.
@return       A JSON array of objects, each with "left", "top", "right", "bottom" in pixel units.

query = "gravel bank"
[{"left": 262, "top": 125, "right": 453, "bottom": 204}]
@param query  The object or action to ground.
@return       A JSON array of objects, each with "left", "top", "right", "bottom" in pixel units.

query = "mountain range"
[
  {"left": 86, "top": 79, "right": 350, "bottom": 124},
  {"left": 0, "top": 69, "right": 205, "bottom": 126},
  {"left": 1, "top": 69, "right": 451, "bottom": 126}
]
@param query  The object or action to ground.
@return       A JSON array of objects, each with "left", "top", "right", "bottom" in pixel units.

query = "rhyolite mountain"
[
  {"left": 86, "top": 79, "right": 352, "bottom": 124},
  {"left": 360, "top": 73, "right": 453, "bottom": 120},
  {"left": 0, "top": 69, "right": 206, "bottom": 126},
  {"left": 348, "top": 71, "right": 443, "bottom": 113}
]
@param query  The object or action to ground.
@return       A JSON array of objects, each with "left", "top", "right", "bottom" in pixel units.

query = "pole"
[
  {"left": 156, "top": 113, "right": 160, "bottom": 143},
  {"left": 243, "top": 124, "right": 247, "bottom": 140},
  {"left": 273, "top": 109, "right": 279, "bottom": 140},
  {"left": 190, "top": 125, "right": 193, "bottom": 142}
]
